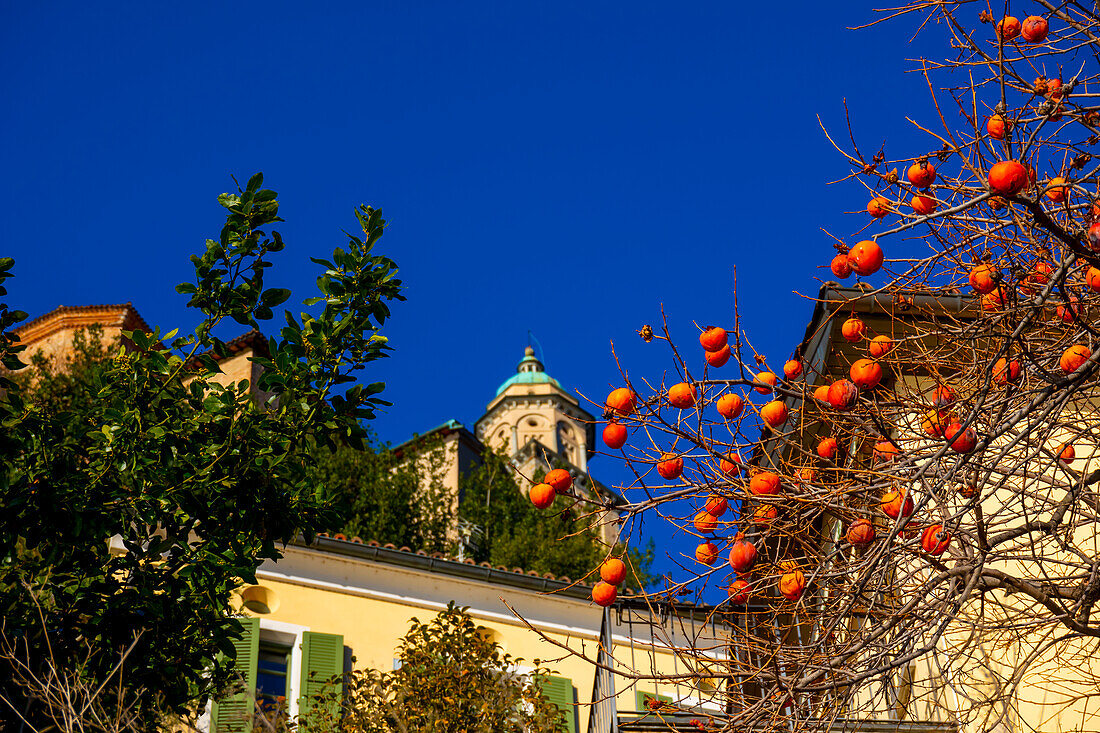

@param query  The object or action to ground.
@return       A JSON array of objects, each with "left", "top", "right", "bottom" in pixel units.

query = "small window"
[{"left": 256, "top": 642, "right": 292, "bottom": 713}]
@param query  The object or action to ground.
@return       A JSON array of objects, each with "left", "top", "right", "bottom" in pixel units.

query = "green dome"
[{"left": 495, "top": 347, "right": 561, "bottom": 396}]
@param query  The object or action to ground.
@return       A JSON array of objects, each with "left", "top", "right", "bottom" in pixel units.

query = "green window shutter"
[
  {"left": 298, "top": 631, "right": 344, "bottom": 729},
  {"left": 211, "top": 617, "right": 260, "bottom": 733},
  {"left": 540, "top": 675, "right": 577, "bottom": 733},
  {"left": 635, "top": 690, "right": 674, "bottom": 715}
]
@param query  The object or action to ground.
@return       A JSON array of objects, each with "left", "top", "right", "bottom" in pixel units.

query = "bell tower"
[{"left": 475, "top": 346, "right": 596, "bottom": 472}]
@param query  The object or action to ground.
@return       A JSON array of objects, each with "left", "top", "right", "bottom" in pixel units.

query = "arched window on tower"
[{"left": 558, "top": 421, "right": 576, "bottom": 465}]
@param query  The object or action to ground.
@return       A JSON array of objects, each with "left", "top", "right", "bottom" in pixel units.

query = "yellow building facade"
[
  {"left": 12, "top": 306, "right": 693, "bottom": 732},
  {"left": 222, "top": 534, "right": 731, "bottom": 733}
]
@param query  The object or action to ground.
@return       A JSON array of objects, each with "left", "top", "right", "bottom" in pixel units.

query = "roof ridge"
[
  {"left": 16, "top": 303, "right": 151, "bottom": 336},
  {"left": 315, "top": 531, "right": 610, "bottom": 589}
]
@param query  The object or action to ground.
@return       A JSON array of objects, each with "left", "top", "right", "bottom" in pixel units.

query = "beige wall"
[
  {"left": 20, "top": 323, "right": 121, "bottom": 368},
  {"left": 12, "top": 305, "right": 270, "bottom": 403}
]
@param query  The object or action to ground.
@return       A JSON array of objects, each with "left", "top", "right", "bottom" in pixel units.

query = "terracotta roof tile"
[{"left": 312, "top": 533, "right": 588, "bottom": 585}]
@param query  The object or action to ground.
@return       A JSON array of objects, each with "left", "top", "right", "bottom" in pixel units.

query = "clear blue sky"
[{"left": 3, "top": 2, "right": 943, "bottom": 591}]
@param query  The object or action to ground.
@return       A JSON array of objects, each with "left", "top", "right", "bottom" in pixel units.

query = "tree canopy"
[
  {"left": 308, "top": 603, "right": 568, "bottom": 733},
  {"left": 0, "top": 174, "right": 404, "bottom": 728},
  {"left": 316, "top": 438, "right": 656, "bottom": 589}
]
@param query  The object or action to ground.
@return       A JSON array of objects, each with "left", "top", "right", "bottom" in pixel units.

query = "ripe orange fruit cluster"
[
  {"left": 528, "top": 468, "right": 574, "bottom": 509},
  {"left": 831, "top": 241, "right": 885, "bottom": 280},
  {"left": 593, "top": 557, "right": 627, "bottom": 606},
  {"left": 602, "top": 387, "right": 638, "bottom": 451},
  {"left": 700, "top": 327, "right": 730, "bottom": 368}
]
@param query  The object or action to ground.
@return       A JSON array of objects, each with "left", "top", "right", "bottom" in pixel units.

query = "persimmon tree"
[
  {"left": 0, "top": 174, "right": 404, "bottom": 728},
  {"left": 531, "top": 4, "right": 1100, "bottom": 731}
]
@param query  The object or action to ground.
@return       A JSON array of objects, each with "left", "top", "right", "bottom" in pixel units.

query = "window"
[
  {"left": 257, "top": 642, "right": 292, "bottom": 713},
  {"left": 211, "top": 620, "right": 343, "bottom": 733}
]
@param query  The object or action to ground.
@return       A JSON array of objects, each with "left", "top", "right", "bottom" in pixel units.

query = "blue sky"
[{"left": 3, "top": 2, "right": 945, "bottom": 591}]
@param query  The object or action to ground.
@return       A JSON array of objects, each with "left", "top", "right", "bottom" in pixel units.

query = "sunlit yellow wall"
[
  {"left": 829, "top": 326, "right": 1100, "bottom": 732},
  {"left": 240, "top": 542, "right": 686, "bottom": 730}
]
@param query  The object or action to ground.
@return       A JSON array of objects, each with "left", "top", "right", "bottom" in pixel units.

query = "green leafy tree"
[
  {"left": 15, "top": 324, "right": 112, "bottom": 412},
  {"left": 458, "top": 449, "right": 656, "bottom": 590},
  {"left": 0, "top": 174, "right": 404, "bottom": 727},
  {"left": 319, "top": 603, "right": 567, "bottom": 733},
  {"left": 325, "top": 433, "right": 657, "bottom": 589},
  {"left": 313, "top": 434, "right": 453, "bottom": 553}
]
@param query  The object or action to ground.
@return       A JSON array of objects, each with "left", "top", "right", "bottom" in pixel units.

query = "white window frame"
[{"left": 257, "top": 619, "right": 309, "bottom": 720}]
